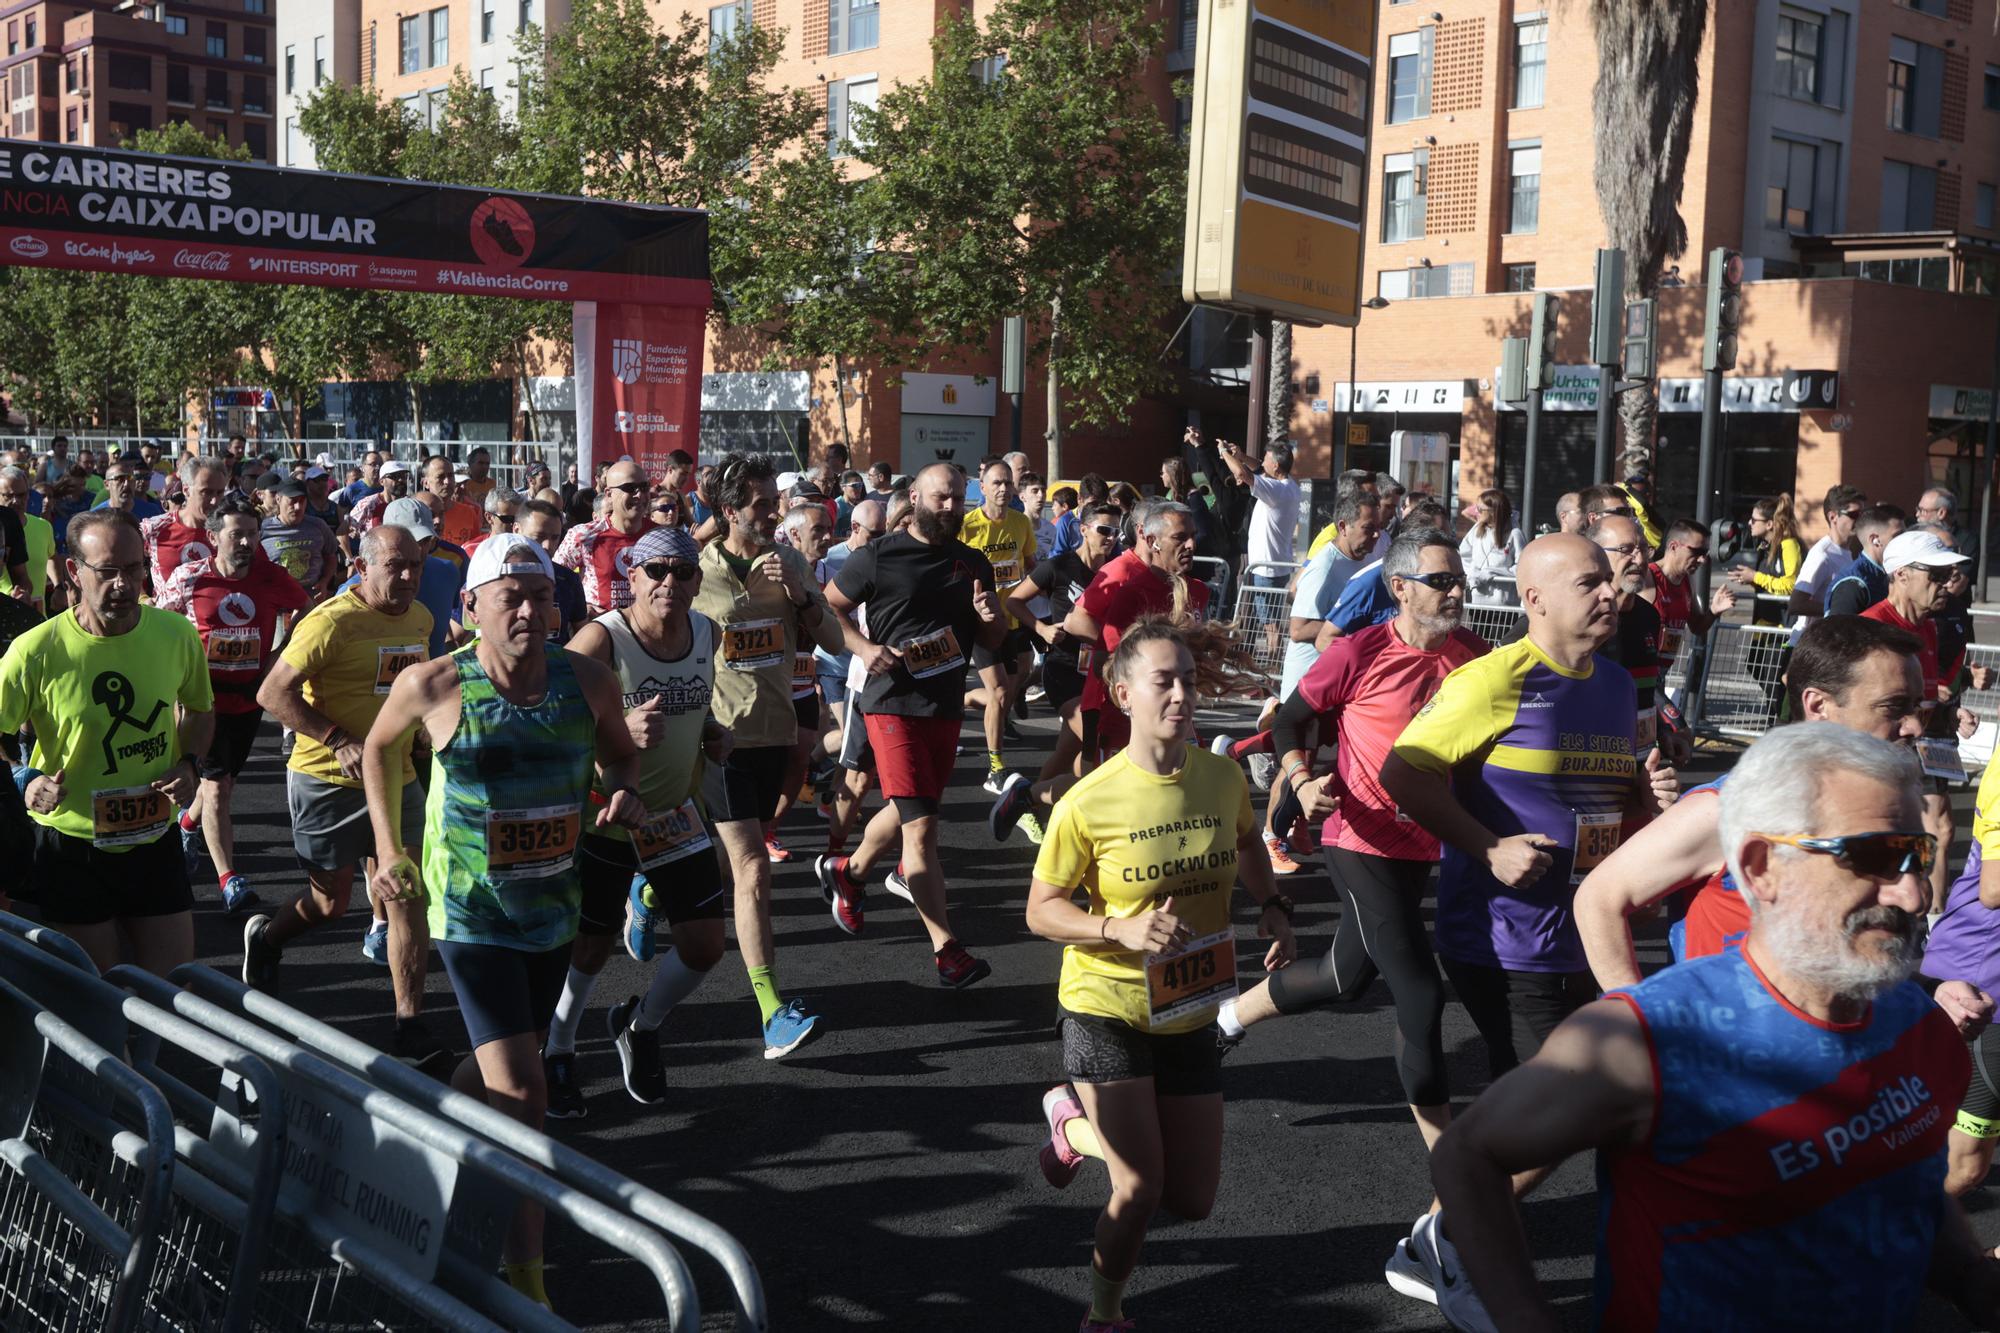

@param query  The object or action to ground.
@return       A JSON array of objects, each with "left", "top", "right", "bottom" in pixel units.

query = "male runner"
[
  {"left": 1641, "top": 517, "right": 1734, "bottom": 667},
  {"left": 1788, "top": 483, "right": 1867, "bottom": 643},
  {"left": 1824, "top": 504, "right": 1904, "bottom": 616},
  {"left": 362, "top": 532, "right": 645, "bottom": 1310},
  {"left": 259, "top": 477, "right": 340, "bottom": 599},
  {"left": 0, "top": 466, "right": 56, "bottom": 612},
  {"left": 248, "top": 523, "right": 447, "bottom": 1065},
  {"left": 0, "top": 510, "right": 212, "bottom": 974},
  {"left": 692, "top": 454, "right": 844, "bottom": 1056},
  {"left": 155, "top": 498, "right": 311, "bottom": 911},
  {"left": 555, "top": 458, "right": 655, "bottom": 618},
  {"left": 457, "top": 446, "right": 497, "bottom": 511},
  {"left": 1432, "top": 725, "right": 2000, "bottom": 1331},
  {"left": 95, "top": 455, "right": 164, "bottom": 521},
  {"left": 766, "top": 503, "right": 837, "bottom": 862},
  {"left": 961, "top": 458, "right": 1037, "bottom": 790},
  {"left": 345, "top": 459, "right": 413, "bottom": 536},
  {"left": 469, "top": 486, "right": 524, "bottom": 555},
  {"left": 141, "top": 455, "right": 228, "bottom": 587},
  {"left": 422, "top": 454, "right": 485, "bottom": 549},
  {"left": 817, "top": 462, "right": 1005, "bottom": 986}
]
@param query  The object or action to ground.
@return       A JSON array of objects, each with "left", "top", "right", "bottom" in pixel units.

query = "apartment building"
[
  {"left": 0, "top": 0, "right": 279, "bottom": 159},
  {"left": 274, "top": 0, "right": 358, "bottom": 166}
]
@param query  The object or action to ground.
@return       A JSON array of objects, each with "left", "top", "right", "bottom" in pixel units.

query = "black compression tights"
[{"left": 1265, "top": 846, "right": 1450, "bottom": 1106}]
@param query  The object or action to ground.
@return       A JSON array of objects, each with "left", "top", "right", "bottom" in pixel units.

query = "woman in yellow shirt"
[{"left": 1025, "top": 618, "right": 1295, "bottom": 1333}]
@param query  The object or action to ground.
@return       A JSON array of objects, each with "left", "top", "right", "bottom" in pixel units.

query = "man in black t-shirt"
[{"left": 817, "top": 462, "right": 1005, "bottom": 989}]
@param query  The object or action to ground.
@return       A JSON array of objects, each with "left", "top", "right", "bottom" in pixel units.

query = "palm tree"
[{"left": 1587, "top": 0, "right": 1710, "bottom": 477}]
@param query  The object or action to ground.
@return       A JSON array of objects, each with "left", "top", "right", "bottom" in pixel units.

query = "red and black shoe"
[{"left": 934, "top": 939, "right": 992, "bottom": 989}]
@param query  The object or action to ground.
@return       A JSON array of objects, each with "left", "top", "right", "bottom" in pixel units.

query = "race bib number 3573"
[{"left": 92, "top": 785, "right": 170, "bottom": 849}]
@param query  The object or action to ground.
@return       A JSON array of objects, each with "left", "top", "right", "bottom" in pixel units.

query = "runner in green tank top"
[{"left": 360, "top": 534, "right": 645, "bottom": 1313}]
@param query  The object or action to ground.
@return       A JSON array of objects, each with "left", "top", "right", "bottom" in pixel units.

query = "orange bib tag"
[
  {"left": 374, "top": 643, "right": 425, "bottom": 694},
  {"left": 792, "top": 652, "right": 816, "bottom": 699},
  {"left": 1144, "top": 929, "right": 1237, "bottom": 1028},
  {"left": 633, "top": 798, "right": 713, "bottom": 871},
  {"left": 486, "top": 803, "right": 581, "bottom": 879},
  {"left": 205, "top": 626, "right": 261, "bottom": 672},
  {"left": 1570, "top": 811, "right": 1623, "bottom": 885},
  {"left": 900, "top": 626, "right": 965, "bottom": 680},
  {"left": 92, "top": 785, "right": 170, "bottom": 849},
  {"left": 722, "top": 617, "right": 784, "bottom": 672}
]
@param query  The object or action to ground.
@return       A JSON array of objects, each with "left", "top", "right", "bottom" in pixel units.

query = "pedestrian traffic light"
[
  {"left": 1621, "top": 298, "right": 1657, "bottom": 383},
  {"left": 1702, "top": 247, "right": 1744, "bottom": 373},
  {"left": 1590, "top": 249, "right": 1626, "bottom": 367},
  {"left": 1500, "top": 337, "right": 1528, "bottom": 404},
  {"left": 1528, "top": 292, "right": 1561, "bottom": 391}
]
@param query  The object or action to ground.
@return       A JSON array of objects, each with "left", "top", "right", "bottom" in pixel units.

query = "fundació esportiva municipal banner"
[{"left": 0, "top": 140, "right": 710, "bottom": 307}]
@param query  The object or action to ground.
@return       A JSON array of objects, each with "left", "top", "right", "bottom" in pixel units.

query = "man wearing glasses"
[
  {"left": 1434, "top": 723, "right": 2000, "bottom": 1332},
  {"left": 468, "top": 486, "right": 525, "bottom": 556},
  {"left": 555, "top": 458, "right": 656, "bottom": 619},
  {"left": 1824, "top": 505, "right": 1905, "bottom": 617},
  {"left": 1787, "top": 484, "right": 1867, "bottom": 647},
  {"left": 94, "top": 455, "right": 164, "bottom": 521},
  {"left": 1641, "top": 517, "right": 1735, "bottom": 667}
]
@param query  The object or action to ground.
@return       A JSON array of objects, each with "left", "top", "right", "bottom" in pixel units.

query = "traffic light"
[
  {"left": 1527, "top": 291, "right": 1562, "bottom": 391},
  {"left": 1621, "top": 298, "right": 1657, "bottom": 382},
  {"left": 1500, "top": 337, "right": 1528, "bottom": 404},
  {"left": 1590, "top": 249, "right": 1626, "bottom": 366},
  {"left": 1702, "top": 247, "right": 1744, "bottom": 373}
]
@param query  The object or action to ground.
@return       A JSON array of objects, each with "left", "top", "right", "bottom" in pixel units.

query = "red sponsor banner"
[
  {"left": 573, "top": 302, "right": 706, "bottom": 479},
  {"left": 0, "top": 225, "right": 711, "bottom": 307}
]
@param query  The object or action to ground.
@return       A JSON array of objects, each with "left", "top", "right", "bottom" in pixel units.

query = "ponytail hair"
[{"left": 1104, "top": 614, "right": 1264, "bottom": 704}]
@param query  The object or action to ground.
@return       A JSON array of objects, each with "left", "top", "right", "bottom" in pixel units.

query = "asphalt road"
[{"left": 164, "top": 704, "right": 1998, "bottom": 1332}]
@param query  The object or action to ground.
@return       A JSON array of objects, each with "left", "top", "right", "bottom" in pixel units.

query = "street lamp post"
[{"left": 1336, "top": 296, "right": 1392, "bottom": 477}]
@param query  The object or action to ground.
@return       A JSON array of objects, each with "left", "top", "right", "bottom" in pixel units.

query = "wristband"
[
  {"left": 1260, "top": 894, "right": 1296, "bottom": 919},
  {"left": 323, "top": 725, "right": 346, "bottom": 749}
]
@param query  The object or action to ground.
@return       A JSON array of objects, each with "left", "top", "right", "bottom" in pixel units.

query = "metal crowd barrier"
[
  {"left": 1190, "top": 556, "right": 1231, "bottom": 617},
  {"left": 1227, "top": 560, "right": 1302, "bottom": 683},
  {"left": 0, "top": 915, "right": 766, "bottom": 1331}
]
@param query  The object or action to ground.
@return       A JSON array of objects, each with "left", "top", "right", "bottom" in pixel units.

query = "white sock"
[
  {"left": 1217, "top": 998, "right": 1245, "bottom": 1039},
  {"left": 544, "top": 966, "right": 598, "bottom": 1055},
  {"left": 632, "top": 950, "right": 707, "bottom": 1033}
]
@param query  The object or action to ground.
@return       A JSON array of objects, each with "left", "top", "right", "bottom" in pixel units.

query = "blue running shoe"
[
  {"left": 624, "top": 875, "right": 658, "bottom": 963},
  {"left": 180, "top": 822, "right": 204, "bottom": 875},
  {"left": 219, "top": 874, "right": 261, "bottom": 918},
  {"left": 361, "top": 921, "right": 390, "bottom": 966},
  {"left": 761, "top": 999, "right": 819, "bottom": 1060}
]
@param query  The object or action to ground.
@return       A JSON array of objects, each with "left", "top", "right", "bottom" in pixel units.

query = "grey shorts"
[{"left": 287, "top": 770, "right": 425, "bottom": 872}]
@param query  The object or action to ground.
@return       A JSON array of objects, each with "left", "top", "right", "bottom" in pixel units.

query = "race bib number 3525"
[{"left": 486, "top": 804, "right": 582, "bottom": 879}]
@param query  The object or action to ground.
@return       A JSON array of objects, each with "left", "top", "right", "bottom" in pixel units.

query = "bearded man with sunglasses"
[
  {"left": 1433, "top": 724, "right": 2000, "bottom": 1331},
  {"left": 554, "top": 458, "right": 655, "bottom": 618}
]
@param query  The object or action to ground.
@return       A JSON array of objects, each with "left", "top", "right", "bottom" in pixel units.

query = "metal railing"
[{"left": 1226, "top": 560, "right": 1303, "bottom": 684}]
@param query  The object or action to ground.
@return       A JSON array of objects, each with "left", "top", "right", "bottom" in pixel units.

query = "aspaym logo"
[{"left": 468, "top": 197, "right": 535, "bottom": 270}]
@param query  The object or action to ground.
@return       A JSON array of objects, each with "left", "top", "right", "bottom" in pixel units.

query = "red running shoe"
[{"left": 934, "top": 939, "right": 991, "bottom": 989}]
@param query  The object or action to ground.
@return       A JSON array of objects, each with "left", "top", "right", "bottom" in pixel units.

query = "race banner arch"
[{"left": 0, "top": 139, "right": 707, "bottom": 476}]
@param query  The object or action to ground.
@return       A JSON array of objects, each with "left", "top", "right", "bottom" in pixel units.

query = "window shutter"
[
  {"left": 1914, "top": 44, "right": 1943, "bottom": 139},
  {"left": 829, "top": 0, "right": 843, "bottom": 55},
  {"left": 826, "top": 78, "right": 846, "bottom": 153},
  {"left": 1417, "top": 26, "right": 1433, "bottom": 118}
]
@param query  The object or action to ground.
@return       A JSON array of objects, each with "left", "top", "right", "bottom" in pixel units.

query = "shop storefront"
[
  {"left": 699, "top": 371, "right": 812, "bottom": 465},
  {"left": 1331, "top": 379, "right": 1471, "bottom": 479},
  {"left": 899, "top": 373, "right": 996, "bottom": 473}
]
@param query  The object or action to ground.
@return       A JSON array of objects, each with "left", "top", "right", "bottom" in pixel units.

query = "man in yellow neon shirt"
[{"left": 962, "top": 457, "right": 1037, "bottom": 791}]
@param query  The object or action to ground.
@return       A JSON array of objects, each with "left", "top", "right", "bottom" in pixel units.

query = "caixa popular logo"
[
  {"left": 611, "top": 339, "right": 644, "bottom": 385},
  {"left": 468, "top": 196, "right": 535, "bottom": 270},
  {"left": 9, "top": 235, "right": 47, "bottom": 259},
  {"left": 614, "top": 410, "right": 636, "bottom": 433},
  {"left": 173, "top": 248, "right": 231, "bottom": 273}
]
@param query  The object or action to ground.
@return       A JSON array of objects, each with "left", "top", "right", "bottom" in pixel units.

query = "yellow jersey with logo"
[
  {"left": 1034, "top": 748, "right": 1255, "bottom": 1033},
  {"left": 959, "top": 507, "right": 1036, "bottom": 628},
  {"left": 280, "top": 589, "right": 434, "bottom": 788}
]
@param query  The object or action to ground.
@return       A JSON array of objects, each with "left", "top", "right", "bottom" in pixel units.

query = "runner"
[
  {"left": 1023, "top": 617, "right": 1295, "bottom": 1333},
  {"left": 247, "top": 522, "right": 448, "bottom": 1066},
  {"left": 961, "top": 458, "right": 1038, "bottom": 791},
  {"left": 1823, "top": 504, "right": 1905, "bottom": 615},
  {"left": 467, "top": 485, "right": 523, "bottom": 555},
  {"left": 457, "top": 445, "right": 497, "bottom": 511},
  {"left": 1640, "top": 517, "right": 1734, "bottom": 669},
  {"left": 519, "top": 498, "right": 588, "bottom": 643},
  {"left": 258, "top": 477, "right": 340, "bottom": 600},
  {"left": 555, "top": 457, "right": 656, "bottom": 618},
  {"left": 141, "top": 455, "right": 228, "bottom": 587},
  {"left": 423, "top": 454, "right": 485, "bottom": 549},
  {"left": 691, "top": 453, "right": 844, "bottom": 1055},
  {"left": 817, "top": 462, "right": 1006, "bottom": 985},
  {"left": 1382, "top": 534, "right": 1675, "bottom": 1086},
  {"left": 1431, "top": 724, "right": 2000, "bottom": 1330},
  {"left": 0, "top": 510, "right": 213, "bottom": 974},
  {"left": 1786, "top": 483, "right": 1867, "bottom": 644},
  {"left": 155, "top": 497, "right": 311, "bottom": 912},
  {"left": 765, "top": 503, "right": 837, "bottom": 862},
  {"left": 0, "top": 466, "right": 56, "bottom": 613},
  {"left": 361, "top": 532, "right": 646, "bottom": 1311},
  {"left": 94, "top": 454, "right": 164, "bottom": 521},
  {"left": 814, "top": 498, "right": 881, "bottom": 849},
  {"left": 343, "top": 458, "right": 413, "bottom": 536}
]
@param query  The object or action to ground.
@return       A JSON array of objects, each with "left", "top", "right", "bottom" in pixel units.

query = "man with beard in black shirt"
[{"left": 816, "top": 463, "right": 1006, "bottom": 988}]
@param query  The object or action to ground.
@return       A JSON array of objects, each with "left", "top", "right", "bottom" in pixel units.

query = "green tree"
[{"left": 855, "top": 0, "right": 1187, "bottom": 477}]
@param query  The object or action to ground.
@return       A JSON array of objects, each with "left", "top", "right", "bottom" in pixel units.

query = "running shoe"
[
  {"left": 1247, "top": 752, "right": 1277, "bottom": 792},
  {"left": 1264, "top": 835, "right": 1302, "bottom": 876},
  {"left": 815, "top": 854, "right": 865, "bottom": 935},
  {"left": 1024, "top": 684, "right": 1046, "bottom": 703},
  {"left": 1039, "top": 1083, "right": 1087, "bottom": 1189},
  {"left": 1079, "top": 1316, "right": 1136, "bottom": 1332},
  {"left": 1383, "top": 1213, "right": 1438, "bottom": 1306},
  {"left": 1020, "top": 810, "right": 1045, "bottom": 845},
  {"left": 544, "top": 1051, "right": 587, "bottom": 1119},
  {"left": 981, "top": 769, "right": 1013, "bottom": 797},
  {"left": 1215, "top": 1026, "right": 1244, "bottom": 1060},
  {"left": 1002, "top": 718, "right": 1026, "bottom": 744},
  {"left": 361, "top": 920, "right": 390, "bottom": 966},
  {"left": 762, "top": 999, "right": 820, "bottom": 1060},
  {"left": 392, "top": 1018, "right": 454, "bottom": 1075},
  {"left": 764, "top": 833, "right": 792, "bottom": 864},
  {"left": 935, "top": 939, "right": 991, "bottom": 989},
  {"left": 1416, "top": 1210, "right": 1498, "bottom": 1331},
  {"left": 1208, "top": 732, "right": 1235, "bottom": 759},
  {"left": 989, "top": 771, "right": 1032, "bottom": 841},
  {"left": 180, "top": 822, "right": 204, "bottom": 875},
  {"left": 219, "top": 874, "right": 261, "bottom": 917},
  {"left": 623, "top": 876, "right": 658, "bottom": 963},
  {"left": 607, "top": 997, "right": 667, "bottom": 1104},
  {"left": 883, "top": 864, "right": 913, "bottom": 904},
  {"left": 241, "top": 914, "right": 280, "bottom": 991}
]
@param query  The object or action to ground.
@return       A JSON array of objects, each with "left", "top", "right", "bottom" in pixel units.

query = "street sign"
[
  {"left": 1182, "top": 0, "right": 1377, "bottom": 327},
  {"left": 1347, "top": 422, "right": 1369, "bottom": 445}
]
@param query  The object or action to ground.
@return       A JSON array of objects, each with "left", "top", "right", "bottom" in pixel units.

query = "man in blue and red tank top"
[{"left": 1431, "top": 723, "right": 2000, "bottom": 1331}]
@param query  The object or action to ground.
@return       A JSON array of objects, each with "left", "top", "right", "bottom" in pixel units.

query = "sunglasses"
[
  {"left": 1090, "top": 524, "right": 1121, "bottom": 538},
  {"left": 1598, "top": 506, "right": 1635, "bottom": 518},
  {"left": 608, "top": 481, "right": 651, "bottom": 497},
  {"left": 1677, "top": 545, "right": 1710, "bottom": 562},
  {"left": 1598, "top": 542, "right": 1644, "bottom": 558},
  {"left": 1757, "top": 830, "right": 1937, "bottom": 881},
  {"left": 1400, "top": 571, "right": 1466, "bottom": 592},
  {"left": 638, "top": 559, "right": 700, "bottom": 582}
]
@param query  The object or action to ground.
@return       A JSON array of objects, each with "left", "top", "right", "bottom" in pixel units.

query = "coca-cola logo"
[
  {"left": 172, "top": 248, "right": 232, "bottom": 273},
  {"left": 10, "top": 235, "right": 47, "bottom": 259}
]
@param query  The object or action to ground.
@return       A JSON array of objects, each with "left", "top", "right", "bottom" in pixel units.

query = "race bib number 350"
[
  {"left": 486, "top": 804, "right": 582, "bottom": 879},
  {"left": 92, "top": 785, "right": 170, "bottom": 849},
  {"left": 1570, "top": 811, "right": 1623, "bottom": 885},
  {"left": 1145, "top": 929, "right": 1237, "bottom": 1028}
]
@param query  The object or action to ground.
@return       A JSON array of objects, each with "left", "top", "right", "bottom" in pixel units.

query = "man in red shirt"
[
  {"left": 141, "top": 455, "right": 228, "bottom": 588},
  {"left": 155, "top": 496, "right": 311, "bottom": 913},
  {"left": 422, "top": 454, "right": 485, "bottom": 549},
  {"left": 554, "top": 457, "right": 656, "bottom": 617},
  {"left": 1641, "top": 517, "right": 1734, "bottom": 667}
]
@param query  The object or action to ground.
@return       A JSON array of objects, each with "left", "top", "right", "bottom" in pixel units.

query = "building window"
[
  {"left": 1978, "top": 183, "right": 1997, "bottom": 231},
  {"left": 826, "top": 75, "right": 877, "bottom": 156},
  {"left": 206, "top": 68, "right": 229, "bottom": 109},
  {"left": 109, "top": 52, "right": 152, "bottom": 91},
  {"left": 206, "top": 22, "right": 227, "bottom": 57},
  {"left": 1507, "top": 143, "right": 1540, "bottom": 234},
  {"left": 519, "top": 0, "right": 531, "bottom": 32},
  {"left": 163, "top": 14, "right": 186, "bottom": 34},
  {"left": 244, "top": 121, "right": 267, "bottom": 156},
  {"left": 1381, "top": 150, "right": 1426, "bottom": 242},
  {"left": 284, "top": 115, "right": 298, "bottom": 163},
  {"left": 1888, "top": 38, "right": 1915, "bottom": 131},
  {"left": 5, "top": 22, "right": 14, "bottom": 56},
  {"left": 481, "top": 0, "right": 495, "bottom": 43},
  {"left": 1765, "top": 137, "right": 1820, "bottom": 231},
  {"left": 709, "top": 1, "right": 747, "bottom": 52},
  {"left": 1774, "top": 8, "right": 1822, "bottom": 102},
  {"left": 1885, "top": 37, "right": 1944, "bottom": 136},
  {"left": 478, "top": 65, "right": 493, "bottom": 90},
  {"left": 283, "top": 45, "right": 294, "bottom": 92},
  {"left": 167, "top": 62, "right": 190, "bottom": 103},
  {"left": 1379, "top": 262, "right": 1471, "bottom": 301},
  {"left": 1881, "top": 159, "right": 1938, "bottom": 230},
  {"left": 1387, "top": 30, "right": 1431, "bottom": 123},
  {"left": 313, "top": 35, "right": 326, "bottom": 85},
  {"left": 244, "top": 27, "right": 265, "bottom": 63},
  {"left": 828, "top": 0, "right": 878, "bottom": 55},
  {"left": 1987, "top": 64, "right": 2000, "bottom": 111},
  {"left": 243, "top": 0, "right": 265, "bottom": 13},
  {"left": 1900, "top": 0, "right": 1947, "bottom": 13},
  {"left": 1511, "top": 19, "right": 1545, "bottom": 109},
  {"left": 1504, "top": 263, "right": 1537, "bottom": 292},
  {"left": 400, "top": 15, "right": 421, "bottom": 73},
  {"left": 430, "top": 7, "right": 448, "bottom": 68},
  {"left": 22, "top": 18, "right": 33, "bottom": 46},
  {"left": 243, "top": 73, "right": 267, "bottom": 111},
  {"left": 65, "top": 106, "right": 77, "bottom": 141},
  {"left": 65, "top": 58, "right": 77, "bottom": 93}
]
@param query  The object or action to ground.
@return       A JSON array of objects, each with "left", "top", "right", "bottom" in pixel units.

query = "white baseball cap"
[
  {"left": 1882, "top": 529, "right": 1971, "bottom": 575},
  {"left": 380, "top": 459, "right": 412, "bottom": 478},
  {"left": 465, "top": 532, "right": 555, "bottom": 591}
]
